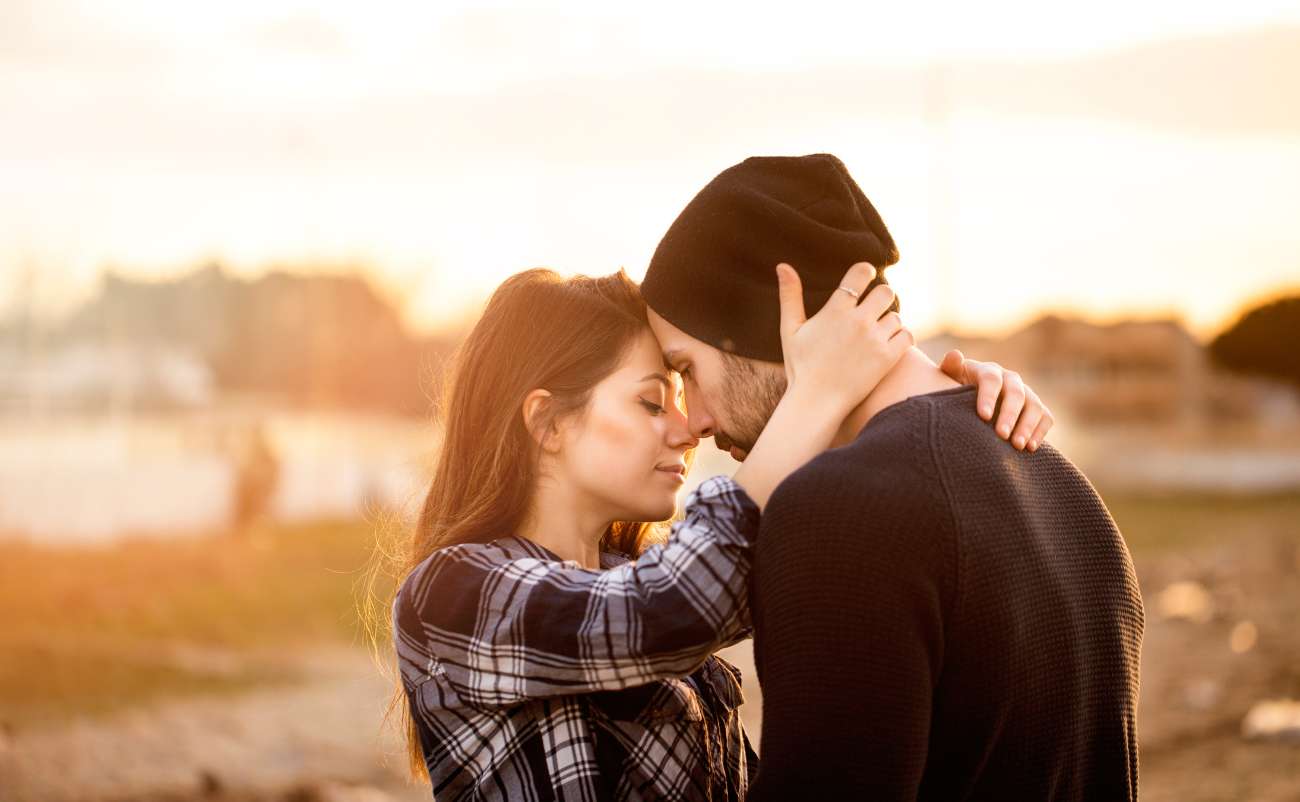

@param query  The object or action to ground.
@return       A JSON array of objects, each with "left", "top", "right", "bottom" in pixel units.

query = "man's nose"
[{"left": 687, "top": 407, "right": 715, "bottom": 440}]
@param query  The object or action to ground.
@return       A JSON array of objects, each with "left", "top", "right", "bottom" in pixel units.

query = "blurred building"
[
  {"left": 922, "top": 316, "right": 1300, "bottom": 493},
  {"left": 923, "top": 315, "right": 1300, "bottom": 431},
  {"left": 0, "top": 341, "right": 214, "bottom": 415}
]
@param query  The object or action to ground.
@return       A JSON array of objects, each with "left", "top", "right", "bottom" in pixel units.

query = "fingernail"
[
  {"left": 1013, "top": 436, "right": 1025, "bottom": 449},
  {"left": 999, "top": 425, "right": 1010, "bottom": 437},
  {"left": 981, "top": 405, "right": 993, "bottom": 417},
  {"left": 1028, "top": 440, "right": 1038, "bottom": 451}
]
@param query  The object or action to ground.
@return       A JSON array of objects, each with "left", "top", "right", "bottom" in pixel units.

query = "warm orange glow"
[{"left": 3, "top": 4, "right": 1299, "bottom": 341}]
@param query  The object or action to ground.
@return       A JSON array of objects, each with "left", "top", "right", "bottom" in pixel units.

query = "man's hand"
[{"left": 939, "top": 349, "right": 1054, "bottom": 452}]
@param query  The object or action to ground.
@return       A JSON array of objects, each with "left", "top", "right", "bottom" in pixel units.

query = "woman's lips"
[{"left": 656, "top": 464, "right": 686, "bottom": 483}]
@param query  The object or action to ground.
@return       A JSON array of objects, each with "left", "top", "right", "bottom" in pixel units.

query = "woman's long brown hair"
[{"left": 363, "top": 268, "right": 681, "bottom": 780}]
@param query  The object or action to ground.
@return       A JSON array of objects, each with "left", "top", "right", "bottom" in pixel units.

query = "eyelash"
[{"left": 639, "top": 398, "right": 667, "bottom": 416}]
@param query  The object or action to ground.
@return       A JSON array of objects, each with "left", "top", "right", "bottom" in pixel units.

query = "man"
[{"left": 641, "top": 154, "right": 1143, "bottom": 800}]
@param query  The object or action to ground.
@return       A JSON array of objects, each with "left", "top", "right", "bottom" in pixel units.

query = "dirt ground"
[
  {"left": 2, "top": 493, "right": 1298, "bottom": 801},
  {"left": 0, "top": 646, "right": 428, "bottom": 802}
]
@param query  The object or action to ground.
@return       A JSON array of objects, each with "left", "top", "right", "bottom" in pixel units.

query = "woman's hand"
[
  {"left": 777, "top": 261, "right": 913, "bottom": 418},
  {"left": 730, "top": 262, "right": 912, "bottom": 509},
  {"left": 938, "top": 350, "right": 1055, "bottom": 452}
]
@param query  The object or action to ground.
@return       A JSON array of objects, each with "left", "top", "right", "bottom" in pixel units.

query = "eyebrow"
[
  {"left": 639, "top": 373, "right": 673, "bottom": 388},
  {"left": 661, "top": 348, "right": 683, "bottom": 369}
]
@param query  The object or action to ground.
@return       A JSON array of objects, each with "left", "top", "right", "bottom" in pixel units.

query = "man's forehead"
[{"left": 648, "top": 309, "right": 714, "bottom": 367}]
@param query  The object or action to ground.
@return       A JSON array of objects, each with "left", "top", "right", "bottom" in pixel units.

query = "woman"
[{"left": 388, "top": 263, "right": 1047, "bottom": 801}]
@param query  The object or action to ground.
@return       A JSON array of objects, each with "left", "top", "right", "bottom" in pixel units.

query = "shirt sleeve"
[
  {"left": 746, "top": 448, "right": 957, "bottom": 801},
  {"left": 393, "top": 474, "right": 760, "bottom": 708}
]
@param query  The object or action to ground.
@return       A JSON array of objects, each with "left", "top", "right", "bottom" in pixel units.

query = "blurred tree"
[{"left": 1209, "top": 295, "right": 1300, "bottom": 388}]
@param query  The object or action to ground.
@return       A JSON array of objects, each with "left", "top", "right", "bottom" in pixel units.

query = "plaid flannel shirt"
[{"left": 393, "top": 475, "right": 761, "bottom": 802}]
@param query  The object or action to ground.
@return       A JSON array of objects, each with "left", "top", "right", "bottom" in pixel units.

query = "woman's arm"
[
  {"left": 394, "top": 474, "right": 760, "bottom": 707},
  {"left": 734, "top": 262, "right": 1061, "bottom": 511}
]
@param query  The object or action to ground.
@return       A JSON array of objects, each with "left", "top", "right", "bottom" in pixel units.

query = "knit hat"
[{"left": 641, "top": 153, "right": 899, "bottom": 362}]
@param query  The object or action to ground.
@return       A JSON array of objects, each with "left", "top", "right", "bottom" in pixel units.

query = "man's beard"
[{"left": 714, "top": 352, "right": 786, "bottom": 458}]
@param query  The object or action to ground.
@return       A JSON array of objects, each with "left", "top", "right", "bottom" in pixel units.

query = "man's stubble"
[{"left": 715, "top": 351, "right": 787, "bottom": 455}]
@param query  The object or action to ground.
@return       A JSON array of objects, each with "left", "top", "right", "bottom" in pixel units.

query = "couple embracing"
[{"left": 390, "top": 154, "right": 1143, "bottom": 801}]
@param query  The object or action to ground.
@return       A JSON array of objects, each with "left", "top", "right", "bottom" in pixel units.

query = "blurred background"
[{"left": 2, "top": 1, "right": 1299, "bottom": 800}]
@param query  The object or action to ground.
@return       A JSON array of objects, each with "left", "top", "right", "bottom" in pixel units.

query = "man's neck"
[{"left": 829, "top": 347, "right": 962, "bottom": 449}]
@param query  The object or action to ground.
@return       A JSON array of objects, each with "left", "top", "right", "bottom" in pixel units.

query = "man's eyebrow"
[{"left": 661, "top": 348, "right": 684, "bottom": 368}]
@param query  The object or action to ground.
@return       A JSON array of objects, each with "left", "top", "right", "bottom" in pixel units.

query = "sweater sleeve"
[
  {"left": 393, "top": 474, "right": 761, "bottom": 708},
  {"left": 746, "top": 430, "right": 958, "bottom": 800}
]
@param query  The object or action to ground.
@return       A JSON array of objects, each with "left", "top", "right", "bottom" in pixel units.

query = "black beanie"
[{"left": 641, "top": 153, "right": 899, "bottom": 363}]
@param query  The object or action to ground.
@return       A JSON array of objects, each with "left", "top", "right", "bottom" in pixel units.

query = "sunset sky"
[{"left": 3, "top": 1, "right": 1299, "bottom": 339}]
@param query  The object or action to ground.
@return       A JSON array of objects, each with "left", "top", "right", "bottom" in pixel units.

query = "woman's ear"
[{"left": 522, "top": 389, "right": 561, "bottom": 453}]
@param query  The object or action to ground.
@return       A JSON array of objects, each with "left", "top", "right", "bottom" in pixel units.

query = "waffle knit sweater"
[{"left": 748, "top": 385, "right": 1144, "bottom": 801}]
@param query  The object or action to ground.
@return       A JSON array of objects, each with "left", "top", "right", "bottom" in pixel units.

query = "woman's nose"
[{"left": 667, "top": 408, "right": 700, "bottom": 450}]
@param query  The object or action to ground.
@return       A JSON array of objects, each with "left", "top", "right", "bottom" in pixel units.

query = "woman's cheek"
[{"left": 581, "top": 408, "right": 651, "bottom": 480}]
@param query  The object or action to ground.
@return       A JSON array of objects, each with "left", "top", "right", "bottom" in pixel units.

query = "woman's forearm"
[
  {"left": 731, "top": 386, "right": 846, "bottom": 510},
  {"left": 397, "top": 476, "right": 761, "bottom": 707}
]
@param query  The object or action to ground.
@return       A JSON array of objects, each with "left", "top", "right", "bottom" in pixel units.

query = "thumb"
[
  {"left": 776, "top": 263, "right": 806, "bottom": 341},
  {"left": 939, "top": 349, "right": 968, "bottom": 383}
]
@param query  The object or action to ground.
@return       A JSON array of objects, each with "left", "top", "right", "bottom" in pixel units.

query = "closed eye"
[{"left": 638, "top": 398, "right": 666, "bottom": 416}]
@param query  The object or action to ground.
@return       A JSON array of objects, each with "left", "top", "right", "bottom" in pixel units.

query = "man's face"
[{"left": 646, "top": 308, "right": 787, "bottom": 461}]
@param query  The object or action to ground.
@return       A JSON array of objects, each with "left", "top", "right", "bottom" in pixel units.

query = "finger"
[
  {"left": 775, "top": 263, "right": 806, "bottom": 341},
  {"left": 856, "top": 281, "right": 896, "bottom": 321},
  {"left": 1027, "top": 407, "right": 1055, "bottom": 452},
  {"left": 973, "top": 362, "right": 1003, "bottom": 421},
  {"left": 939, "top": 349, "right": 968, "bottom": 384},
  {"left": 880, "top": 326, "right": 914, "bottom": 366},
  {"left": 888, "top": 325, "right": 915, "bottom": 352},
  {"left": 877, "top": 310, "right": 903, "bottom": 338},
  {"left": 1010, "top": 390, "right": 1043, "bottom": 450},
  {"left": 993, "top": 371, "right": 1026, "bottom": 440},
  {"left": 828, "top": 262, "right": 877, "bottom": 310}
]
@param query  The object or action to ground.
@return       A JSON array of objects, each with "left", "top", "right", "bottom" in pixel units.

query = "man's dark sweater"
[{"left": 747, "top": 384, "right": 1144, "bottom": 801}]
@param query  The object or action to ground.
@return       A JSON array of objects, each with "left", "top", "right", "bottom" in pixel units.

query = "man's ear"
[{"left": 521, "top": 389, "right": 561, "bottom": 453}]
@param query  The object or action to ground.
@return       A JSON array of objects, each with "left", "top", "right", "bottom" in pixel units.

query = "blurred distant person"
[
  {"left": 388, "top": 258, "right": 1049, "bottom": 800},
  {"left": 641, "top": 154, "right": 1144, "bottom": 800},
  {"left": 232, "top": 421, "right": 279, "bottom": 537}
]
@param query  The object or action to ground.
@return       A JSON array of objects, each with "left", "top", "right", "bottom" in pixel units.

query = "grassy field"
[
  {"left": 0, "top": 519, "right": 390, "bottom": 729},
  {"left": 1103, "top": 488, "right": 1300, "bottom": 558}
]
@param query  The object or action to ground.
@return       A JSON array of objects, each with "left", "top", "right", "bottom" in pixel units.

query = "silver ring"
[{"left": 836, "top": 285, "right": 861, "bottom": 300}]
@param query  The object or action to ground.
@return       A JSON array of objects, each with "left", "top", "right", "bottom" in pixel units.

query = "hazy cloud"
[{"left": 250, "top": 13, "right": 351, "bottom": 58}]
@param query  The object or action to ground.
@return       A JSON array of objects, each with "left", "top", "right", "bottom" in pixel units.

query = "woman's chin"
[{"left": 639, "top": 497, "right": 678, "bottom": 523}]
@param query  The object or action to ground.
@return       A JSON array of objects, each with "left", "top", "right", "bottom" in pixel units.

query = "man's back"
[{"left": 748, "top": 385, "right": 1144, "bottom": 801}]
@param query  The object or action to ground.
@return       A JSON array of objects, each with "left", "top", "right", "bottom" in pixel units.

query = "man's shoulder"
[
  {"left": 788, "top": 386, "right": 975, "bottom": 487},
  {"left": 756, "top": 390, "right": 965, "bottom": 593},
  {"left": 764, "top": 391, "right": 956, "bottom": 530}
]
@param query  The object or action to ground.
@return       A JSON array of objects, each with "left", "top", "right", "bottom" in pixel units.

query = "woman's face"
[{"left": 554, "top": 327, "right": 698, "bottom": 523}]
